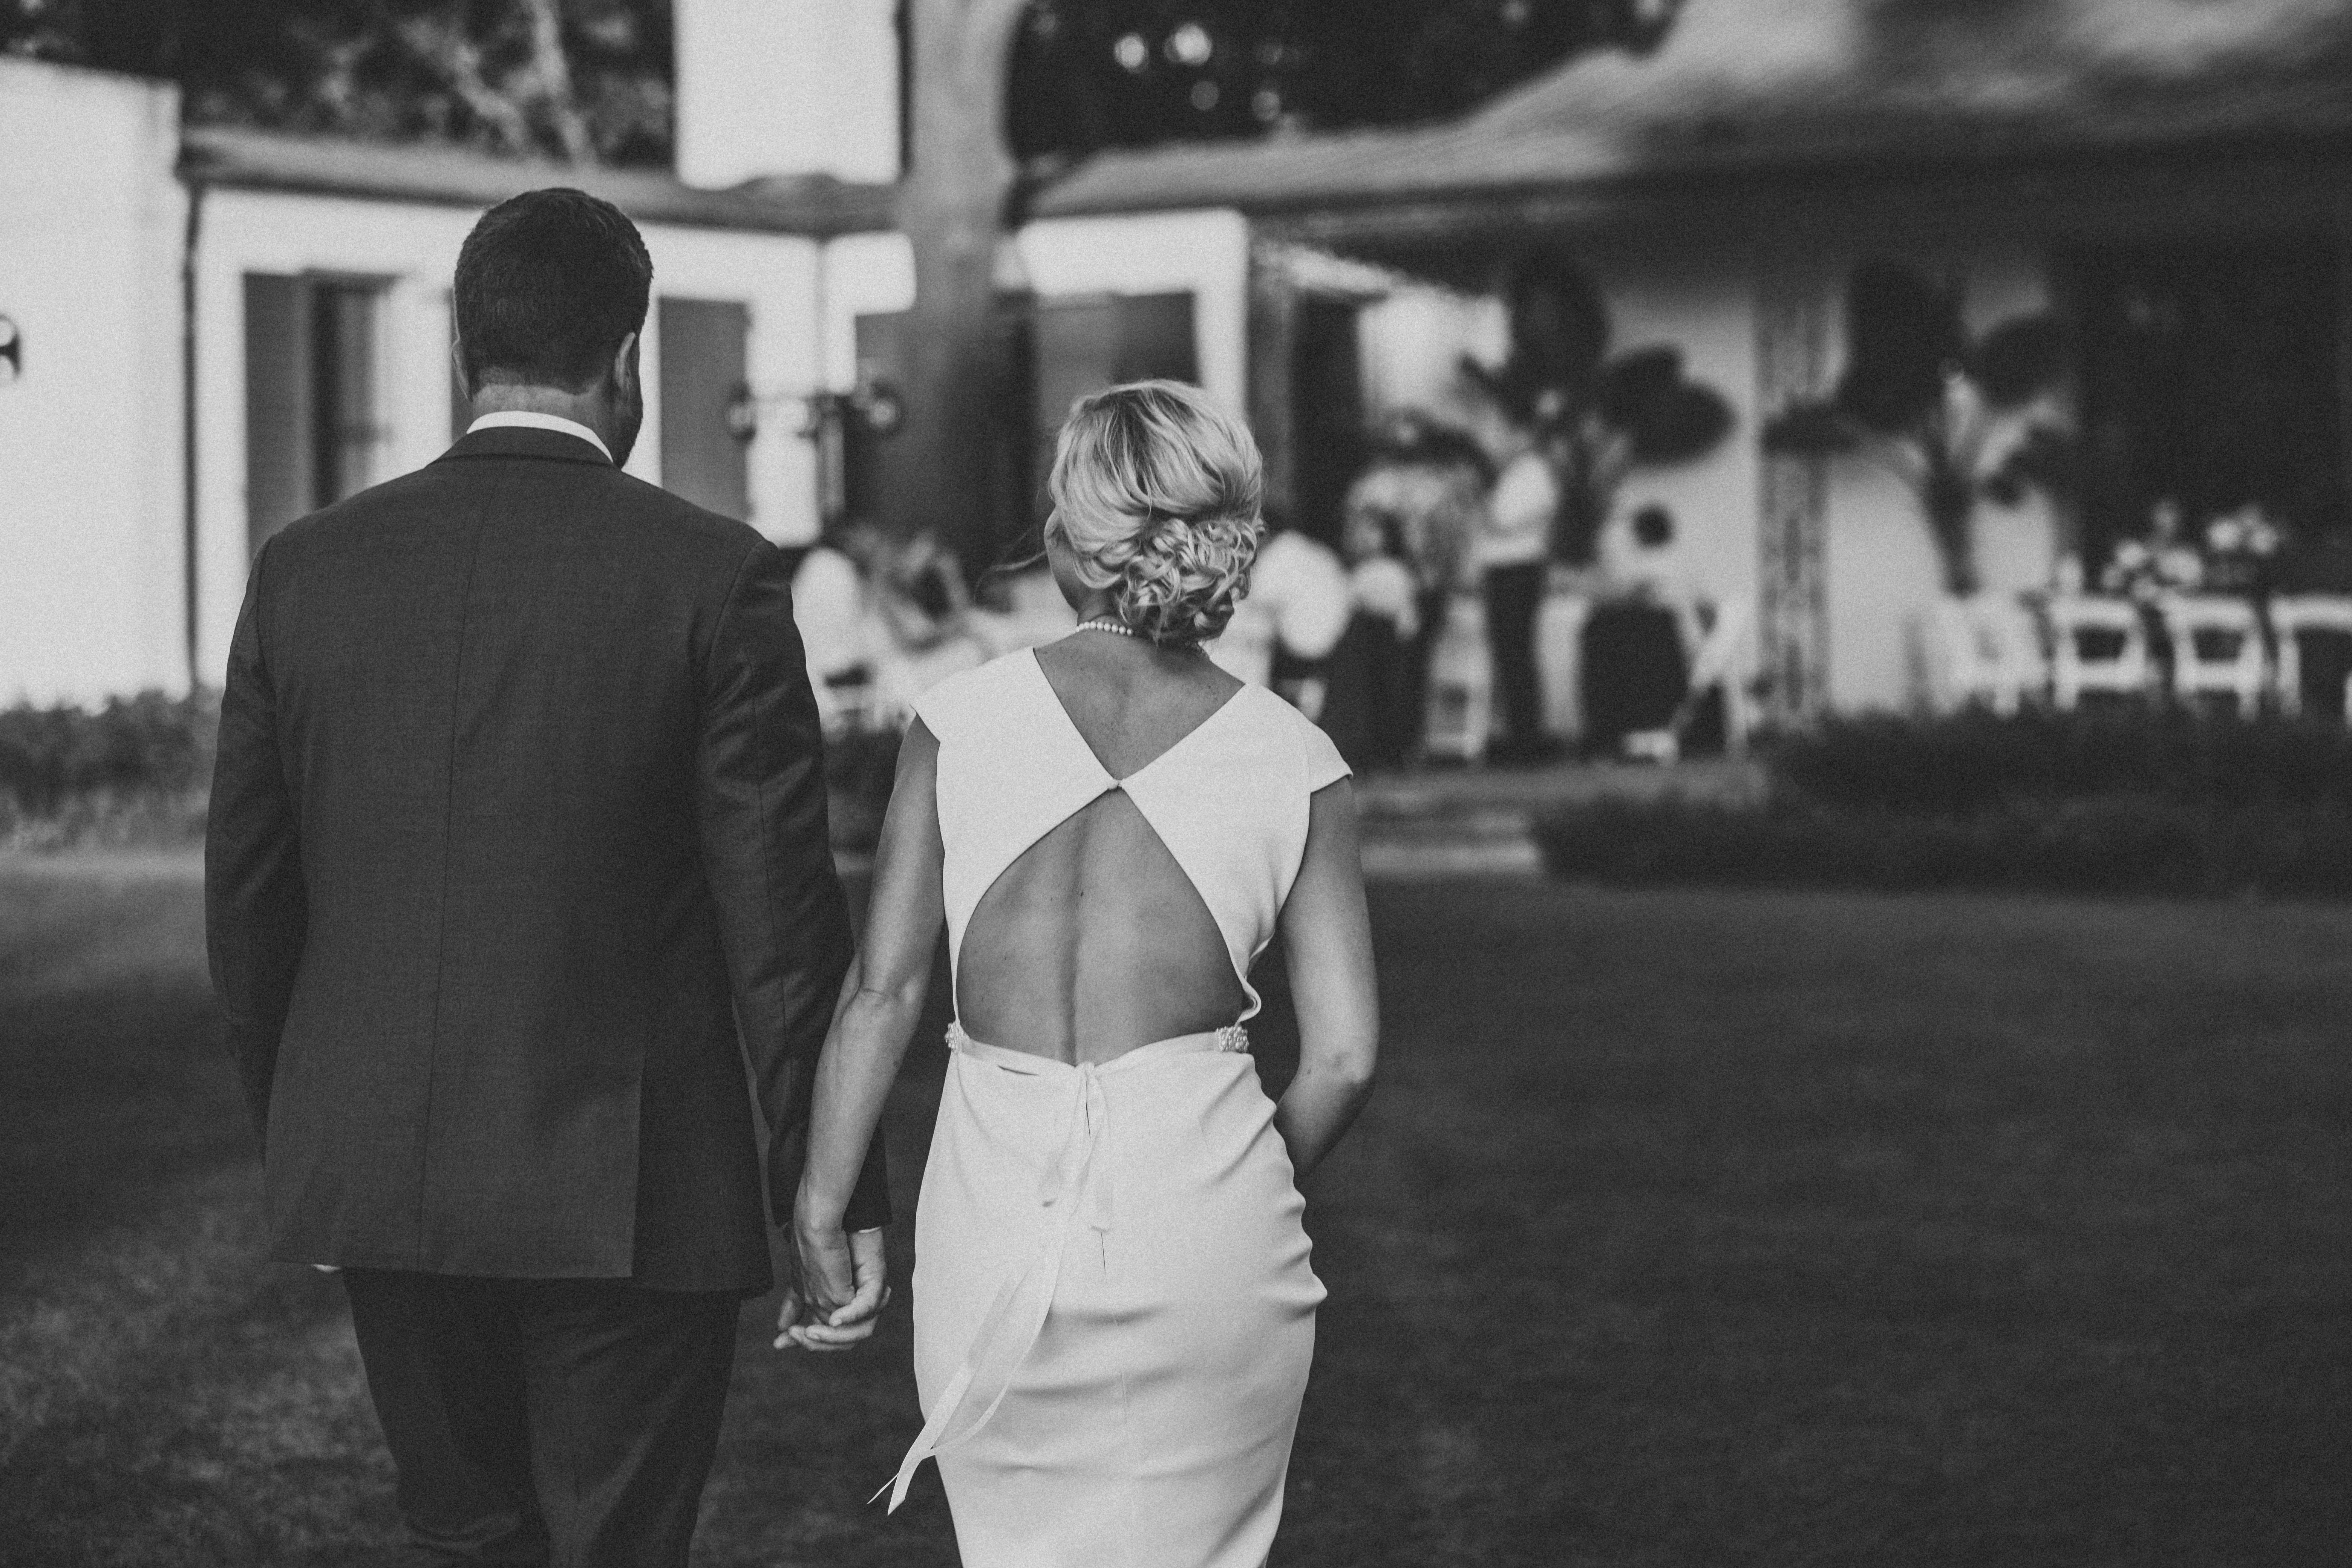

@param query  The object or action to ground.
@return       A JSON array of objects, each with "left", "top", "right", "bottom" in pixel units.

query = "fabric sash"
[{"left": 877, "top": 1021, "right": 1249, "bottom": 1511}]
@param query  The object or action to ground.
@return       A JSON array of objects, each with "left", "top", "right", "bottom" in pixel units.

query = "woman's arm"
[
  {"left": 790, "top": 720, "right": 946, "bottom": 1325},
  {"left": 1273, "top": 778, "right": 1380, "bottom": 1182}
]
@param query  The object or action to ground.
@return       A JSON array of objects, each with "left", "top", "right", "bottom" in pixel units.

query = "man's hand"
[{"left": 776, "top": 1219, "right": 888, "bottom": 1353}]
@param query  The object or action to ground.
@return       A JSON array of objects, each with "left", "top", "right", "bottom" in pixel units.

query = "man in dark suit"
[{"left": 206, "top": 188, "right": 888, "bottom": 1567}]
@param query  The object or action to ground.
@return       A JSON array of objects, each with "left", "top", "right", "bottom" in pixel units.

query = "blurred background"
[{"left": 3, "top": 3, "right": 2350, "bottom": 1563}]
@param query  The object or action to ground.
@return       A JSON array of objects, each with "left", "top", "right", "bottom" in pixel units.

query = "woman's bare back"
[{"left": 954, "top": 639, "right": 1250, "bottom": 1064}]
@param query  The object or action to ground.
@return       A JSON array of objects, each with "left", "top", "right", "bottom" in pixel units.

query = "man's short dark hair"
[
  {"left": 1632, "top": 504, "right": 1675, "bottom": 550},
  {"left": 455, "top": 188, "right": 652, "bottom": 393}
]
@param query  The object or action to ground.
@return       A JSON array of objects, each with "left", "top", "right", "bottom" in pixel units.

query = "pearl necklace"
[{"left": 1074, "top": 617, "right": 1203, "bottom": 652}]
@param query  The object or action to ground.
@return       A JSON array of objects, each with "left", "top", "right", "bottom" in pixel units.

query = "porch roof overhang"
[
  {"left": 1028, "top": 0, "right": 2352, "bottom": 268},
  {"left": 179, "top": 126, "right": 899, "bottom": 238}
]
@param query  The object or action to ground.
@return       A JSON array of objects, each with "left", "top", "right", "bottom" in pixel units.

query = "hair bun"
[
  {"left": 1045, "top": 380, "right": 1266, "bottom": 646},
  {"left": 1115, "top": 509, "right": 1259, "bottom": 644}
]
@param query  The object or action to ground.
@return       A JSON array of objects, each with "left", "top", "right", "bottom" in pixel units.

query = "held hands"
[{"left": 775, "top": 1186, "right": 890, "bottom": 1353}]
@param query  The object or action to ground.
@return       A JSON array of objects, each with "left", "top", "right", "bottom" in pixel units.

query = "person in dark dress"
[{"left": 1582, "top": 504, "right": 1694, "bottom": 759}]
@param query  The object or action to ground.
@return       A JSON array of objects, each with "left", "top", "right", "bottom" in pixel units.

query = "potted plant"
[
  {"left": 1462, "top": 251, "right": 1734, "bottom": 567},
  {"left": 1763, "top": 260, "right": 2075, "bottom": 598}
]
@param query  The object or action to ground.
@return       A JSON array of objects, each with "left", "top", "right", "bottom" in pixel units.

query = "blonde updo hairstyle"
[{"left": 1045, "top": 380, "right": 1263, "bottom": 646}]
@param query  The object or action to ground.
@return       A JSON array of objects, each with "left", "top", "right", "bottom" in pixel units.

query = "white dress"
[{"left": 887, "top": 648, "right": 1351, "bottom": 1567}]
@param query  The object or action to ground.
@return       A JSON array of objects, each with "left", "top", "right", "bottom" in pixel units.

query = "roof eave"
[{"left": 176, "top": 128, "right": 900, "bottom": 238}]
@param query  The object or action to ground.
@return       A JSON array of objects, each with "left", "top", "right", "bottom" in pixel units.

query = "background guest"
[
  {"left": 792, "top": 518, "right": 887, "bottom": 732},
  {"left": 1321, "top": 518, "right": 1427, "bottom": 770},
  {"left": 1338, "top": 412, "right": 1491, "bottom": 756},
  {"left": 1206, "top": 508, "right": 1350, "bottom": 715},
  {"left": 1584, "top": 503, "right": 1695, "bottom": 760},
  {"left": 1476, "top": 403, "right": 1564, "bottom": 764}
]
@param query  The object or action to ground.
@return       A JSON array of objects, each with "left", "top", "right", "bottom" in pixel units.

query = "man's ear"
[
  {"left": 611, "top": 331, "right": 641, "bottom": 397},
  {"left": 450, "top": 336, "right": 471, "bottom": 403}
]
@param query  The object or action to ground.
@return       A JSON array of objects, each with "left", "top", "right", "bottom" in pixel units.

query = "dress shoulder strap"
[
  {"left": 1263, "top": 689, "right": 1351, "bottom": 793},
  {"left": 909, "top": 650, "right": 1029, "bottom": 744}
]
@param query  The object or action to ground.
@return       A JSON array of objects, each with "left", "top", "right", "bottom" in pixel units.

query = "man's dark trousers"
[
  {"left": 343, "top": 1272, "right": 738, "bottom": 1567},
  {"left": 1482, "top": 560, "right": 1548, "bottom": 755},
  {"left": 206, "top": 426, "right": 892, "bottom": 1566}
]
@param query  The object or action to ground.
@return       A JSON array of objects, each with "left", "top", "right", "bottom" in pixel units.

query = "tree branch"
[
  {"left": 516, "top": 0, "right": 596, "bottom": 165},
  {"left": 395, "top": 14, "right": 535, "bottom": 156}
]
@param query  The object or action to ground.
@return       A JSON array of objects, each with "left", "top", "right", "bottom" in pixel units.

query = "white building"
[
  {"left": 10, "top": 0, "right": 2351, "bottom": 725},
  {"left": 0, "top": 19, "right": 1247, "bottom": 705},
  {"left": 2, "top": 53, "right": 900, "bottom": 704}
]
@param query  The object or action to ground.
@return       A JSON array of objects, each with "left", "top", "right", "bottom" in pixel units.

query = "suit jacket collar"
[{"left": 437, "top": 426, "right": 617, "bottom": 467}]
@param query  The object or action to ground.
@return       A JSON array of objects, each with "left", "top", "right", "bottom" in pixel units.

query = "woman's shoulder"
[
  {"left": 908, "top": 646, "right": 1038, "bottom": 737},
  {"left": 1227, "top": 685, "right": 1352, "bottom": 792}
]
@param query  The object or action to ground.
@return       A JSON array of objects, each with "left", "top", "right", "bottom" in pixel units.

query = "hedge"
[
  {"left": 1, "top": 689, "right": 906, "bottom": 855},
  {"left": 1770, "top": 707, "right": 2352, "bottom": 815},
  {"left": 0, "top": 691, "right": 218, "bottom": 848},
  {"left": 1536, "top": 709, "right": 2352, "bottom": 900},
  {"left": 1536, "top": 795, "right": 2352, "bottom": 899}
]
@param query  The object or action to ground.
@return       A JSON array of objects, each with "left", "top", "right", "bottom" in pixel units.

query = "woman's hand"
[{"left": 776, "top": 1186, "right": 891, "bottom": 1353}]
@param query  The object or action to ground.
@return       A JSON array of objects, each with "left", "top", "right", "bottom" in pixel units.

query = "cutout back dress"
[{"left": 889, "top": 648, "right": 1351, "bottom": 1567}]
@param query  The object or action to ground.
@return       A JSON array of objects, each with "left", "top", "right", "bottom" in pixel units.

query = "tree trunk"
[
  {"left": 517, "top": 0, "right": 597, "bottom": 165},
  {"left": 890, "top": 0, "right": 1032, "bottom": 563},
  {"left": 1922, "top": 456, "right": 1981, "bottom": 597}
]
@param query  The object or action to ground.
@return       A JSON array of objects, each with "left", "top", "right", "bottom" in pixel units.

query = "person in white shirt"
[
  {"left": 1206, "top": 520, "right": 1349, "bottom": 714},
  {"left": 792, "top": 523, "right": 882, "bottom": 732},
  {"left": 1475, "top": 430, "right": 1562, "bottom": 764}
]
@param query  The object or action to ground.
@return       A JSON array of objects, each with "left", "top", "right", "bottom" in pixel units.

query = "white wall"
[
  {"left": 816, "top": 230, "right": 917, "bottom": 389},
  {"left": 0, "top": 61, "right": 187, "bottom": 702},
  {"left": 1588, "top": 251, "right": 1762, "bottom": 639},
  {"left": 1813, "top": 243, "right": 2061, "bottom": 712},
  {"left": 1356, "top": 256, "right": 1758, "bottom": 620},
  {"left": 1357, "top": 286, "right": 1510, "bottom": 429},
  {"left": 676, "top": 0, "right": 900, "bottom": 186},
  {"left": 1354, "top": 254, "right": 1760, "bottom": 732},
  {"left": 191, "top": 189, "right": 828, "bottom": 685}
]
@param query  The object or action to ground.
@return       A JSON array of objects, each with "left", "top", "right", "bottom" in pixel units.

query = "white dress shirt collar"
[{"left": 465, "top": 411, "right": 614, "bottom": 463}]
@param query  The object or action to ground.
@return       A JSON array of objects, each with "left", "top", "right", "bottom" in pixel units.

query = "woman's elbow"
[
  {"left": 839, "top": 978, "right": 926, "bottom": 1037},
  {"left": 1311, "top": 1031, "right": 1379, "bottom": 1098}
]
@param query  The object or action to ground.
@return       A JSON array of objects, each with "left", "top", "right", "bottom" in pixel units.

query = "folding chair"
[
  {"left": 1673, "top": 597, "right": 1753, "bottom": 756},
  {"left": 2158, "top": 595, "right": 2265, "bottom": 718},
  {"left": 2045, "top": 596, "right": 2151, "bottom": 709},
  {"left": 2271, "top": 594, "right": 2352, "bottom": 721},
  {"left": 1919, "top": 594, "right": 2048, "bottom": 714},
  {"left": 1423, "top": 590, "right": 1492, "bottom": 763}
]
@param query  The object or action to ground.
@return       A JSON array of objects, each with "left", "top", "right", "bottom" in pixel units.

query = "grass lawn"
[{"left": 3, "top": 856, "right": 2349, "bottom": 1565}]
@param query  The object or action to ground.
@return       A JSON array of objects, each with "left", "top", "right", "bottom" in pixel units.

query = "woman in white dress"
[{"left": 787, "top": 380, "right": 1381, "bottom": 1566}]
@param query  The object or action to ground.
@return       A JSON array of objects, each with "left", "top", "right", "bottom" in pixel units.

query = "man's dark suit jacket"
[{"left": 206, "top": 425, "right": 888, "bottom": 1294}]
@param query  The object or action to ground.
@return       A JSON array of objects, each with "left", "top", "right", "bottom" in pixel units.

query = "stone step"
[{"left": 1358, "top": 802, "right": 1543, "bottom": 881}]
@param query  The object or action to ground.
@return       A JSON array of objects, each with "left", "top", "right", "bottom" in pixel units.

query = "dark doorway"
[
  {"left": 1289, "top": 296, "right": 1364, "bottom": 549},
  {"left": 2071, "top": 240, "right": 2348, "bottom": 562},
  {"left": 658, "top": 297, "right": 752, "bottom": 521},
  {"left": 1032, "top": 289, "right": 1198, "bottom": 516},
  {"left": 846, "top": 290, "right": 1193, "bottom": 562}
]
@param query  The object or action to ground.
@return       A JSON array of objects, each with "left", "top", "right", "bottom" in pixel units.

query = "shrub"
[
  {"left": 0, "top": 691, "right": 909, "bottom": 857},
  {"left": 1769, "top": 707, "right": 2352, "bottom": 816},
  {"left": 0, "top": 692, "right": 220, "bottom": 847},
  {"left": 1537, "top": 708, "right": 2352, "bottom": 900},
  {"left": 0, "top": 691, "right": 219, "bottom": 817},
  {"left": 1534, "top": 795, "right": 2352, "bottom": 900}
]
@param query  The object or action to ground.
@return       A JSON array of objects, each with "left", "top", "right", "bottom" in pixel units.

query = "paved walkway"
[{"left": 1355, "top": 756, "right": 1766, "bottom": 879}]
